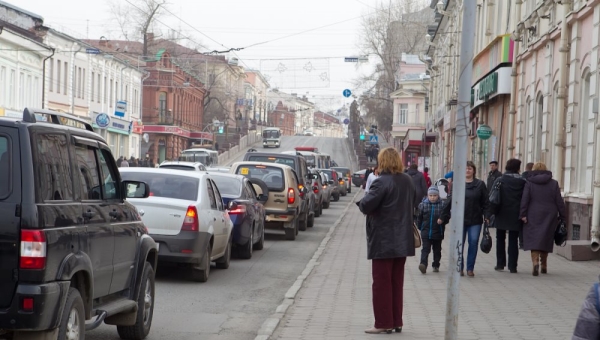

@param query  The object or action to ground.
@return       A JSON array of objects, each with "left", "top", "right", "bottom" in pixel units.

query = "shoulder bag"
[
  {"left": 480, "top": 220, "right": 492, "bottom": 254},
  {"left": 554, "top": 219, "right": 568, "bottom": 246},
  {"left": 489, "top": 179, "right": 502, "bottom": 205},
  {"left": 413, "top": 222, "right": 422, "bottom": 248}
]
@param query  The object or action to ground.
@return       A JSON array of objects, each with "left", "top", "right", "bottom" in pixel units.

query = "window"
[
  {"left": 8, "top": 70, "right": 15, "bottom": 108},
  {"left": 206, "top": 179, "right": 217, "bottom": 209},
  {"left": 74, "top": 144, "right": 101, "bottom": 200},
  {"left": 110, "top": 79, "right": 113, "bottom": 107},
  {"left": 125, "top": 85, "right": 128, "bottom": 103},
  {"left": 104, "top": 76, "right": 107, "bottom": 103},
  {"left": 235, "top": 165, "right": 285, "bottom": 192},
  {"left": 35, "top": 134, "right": 74, "bottom": 201},
  {"left": 533, "top": 94, "right": 543, "bottom": 162},
  {"left": 63, "top": 61, "right": 68, "bottom": 95},
  {"left": 19, "top": 72, "right": 24, "bottom": 108},
  {"left": 0, "top": 136, "right": 11, "bottom": 198},
  {"left": 159, "top": 92, "right": 167, "bottom": 117},
  {"left": 82, "top": 69, "right": 85, "bottom": 100},
  {"left": 91, "top": 72, "right": 95, "bottom": 102},
  {"left": 98, "top": 149, "right": 120, "bottom": 200},
  {"left": 26, "top": 75, "right": 32, "bottom": 107},
  {"left": 120, "top": 172, "right": 199, "bottom": 200},
  {"left": 48, "top": 59, "right": 54, "bottom": 92},
  {"left": 78, "top": 67, "right": 82, "bottom": 98},
  {"left": 0, "top": 67, "right": 5, "bottom": 104},
  {"left": 57, "top": 60, "right": 61, "bottom": 93},
  {"left": 398, "top": 104, "right": 408, "bottom": 124},
  {"left": 98, "top": 74, "right": 101, "bottom": 103},
  {"left": 115, "top": 81, "right": 119, "bottom": 102}
]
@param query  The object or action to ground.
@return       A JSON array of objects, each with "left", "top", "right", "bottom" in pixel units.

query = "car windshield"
[
  {"left": 120, "top": 172, "right": 199, "bottom": 201},
  {"left": 319, "top": 170, "right": 335, "bottom": 180},
  {"left": 159, "top": 165, "right": 196, "bottom": 171},
  {"left": 262, "top": 130, "right": 280, "bottom": 138},
  {"left": 211, "top": 176, "right": 243, "bottom": 197},
  {"left": 332, "top": 167, "right": 350, "bottom": 176},
  {"left": 247, "top": 155, "right": 295, "bottom": 167},
  {"left": 235, "top": 165, "right": 285, "bottom": 192}
]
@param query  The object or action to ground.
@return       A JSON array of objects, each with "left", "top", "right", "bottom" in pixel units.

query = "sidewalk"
[{"left": 271, "top": 189, "right": 600, "bottom": 340}]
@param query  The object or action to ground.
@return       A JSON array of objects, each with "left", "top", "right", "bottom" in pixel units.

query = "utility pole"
[{"left": 444, "top": 2, "right": 476, "bottom": 340}]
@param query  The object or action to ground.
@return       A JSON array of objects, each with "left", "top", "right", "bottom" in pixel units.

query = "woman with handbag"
[
  {"left": 358, "top": 147, "right": 418, "bottom": 334},
  {"left": 519, "top": 162, "right": 567, "bottom": 276}
]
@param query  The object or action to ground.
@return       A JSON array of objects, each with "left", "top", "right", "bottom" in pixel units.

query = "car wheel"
[
  {"left": 192, "top": 243, "right": 211, "bottom": 282},
  {"left": 323, "top": 199, "right": 330, "bottom": 209},
  {"left": 57, "top": 287, "right": 85, "bottom": 340},
  {"left": 216, "top": 237, "right": 232, "bottom": 269},
  {"left": 253, "top": 220, "right": 265, "bottom": 250},
  {"left": 307, "top": 213, "right": 315, "bottom": 228},
  {"left": 314, "top": 202, "right": 321, "bottom": 217},
  {"left": 284, "top": 219, "right": 297, "bottom": 240},
  {"left": 341, "top": 189, "right": 347, "bottom": 197},
  {"left": 238, "top": 225, "right": 254, "bottom": 259},
  {"left": 117, "top": 262, "right": 155, "bottom": 340},
  {"left": 298, "top": 212, "right": 308, "bottom": 231},
  {"left": 319, "top": 202, "right": 324, "bottom": 215},
  {"left": 334, "top": 193, "right": 340, "bottom": 202}
]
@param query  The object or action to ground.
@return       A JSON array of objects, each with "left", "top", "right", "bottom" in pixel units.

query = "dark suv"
[
  {"left": 243, "top": 152, "right": 315, "bottom": 230},
  {"left": 0, "top": 108, "right": 157, "bottom": 340}
]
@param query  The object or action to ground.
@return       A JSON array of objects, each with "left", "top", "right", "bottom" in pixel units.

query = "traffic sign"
[
  {"left": 344, "top": 57, "right": 359, "bottom": 62},
  {"left": 342, "top": 89, "right": 351, "bottom": 98},
  {"left": 343, "top": 118, "right": 350, "bottom": 125},
  {"left": 86, "top": 48, "right": 101, "bottom": 54},
  {"left": 369, "top": 135, "right": 379, "bottom": 143}
]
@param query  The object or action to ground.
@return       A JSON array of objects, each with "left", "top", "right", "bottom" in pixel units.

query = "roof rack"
[{"left": 22, "top": 108, "right": 94, "bottom": 132}]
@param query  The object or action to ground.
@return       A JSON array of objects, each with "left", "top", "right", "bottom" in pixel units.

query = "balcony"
[{"left": 157, "top": 114, "right": 174, "bottom": 125}]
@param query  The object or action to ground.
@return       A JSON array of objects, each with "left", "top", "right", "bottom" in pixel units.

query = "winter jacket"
[
  {"left": 416, "top": 198, "right": 447, "bottom": 240},
  {"left": 572, "top": 279, "right": 600, "bottom": 340},
  {"left": 358, "top": 172, "right": 418, "bottom": 260},
  {"left": 423, "top": 171, "right": 432, "bottom": 187},
  {"left": 407, "top": 168, "right": 428, "bottom": 201},
  {"left": 487, "top": 169, "right": 503, "bottom": 191},
  {"left": 441, "top": 178, "right": 490, "bottom": 226},
  {"left": 490, "top": 172, "right": 526, "bottom": 231},
  {"left": 519, "top": 170, "right": 566, "bottom": 253}
]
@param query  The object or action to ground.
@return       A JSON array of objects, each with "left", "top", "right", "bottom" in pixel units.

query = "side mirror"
[
  {"left": 227, "top": 201, "right": 238, "bottom": 210},
  {"left": 302, "top": 187, "right": 309, "bottom": 195},
  {"left": 123, "top": 181, "right": 150, "bottom": 199}
]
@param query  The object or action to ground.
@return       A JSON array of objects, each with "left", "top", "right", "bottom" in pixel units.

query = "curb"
[
  {"left": 254, "top": 189, "right": 362, "bottom": 340},
  {"left": 224, "top": 140, "right": 261, "bottom": 166}
]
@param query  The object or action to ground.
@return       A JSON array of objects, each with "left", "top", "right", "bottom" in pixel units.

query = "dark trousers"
[
  {"left": 372, "top": 257, "right": 406, "bottom": 329},
  {"left": 496, "top": 229, "right": 519, "bottom": 269},
  {"left": 420, "top": 238, "right": 442, "bottom": 268}
]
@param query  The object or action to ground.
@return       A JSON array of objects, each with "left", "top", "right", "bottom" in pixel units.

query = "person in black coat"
[
  {"left": 441, "top": 161, "right": 490, "bottom": 277},
  {"left": 489, "top": 159, "right": 526, "bottom": 273},
  {"left": 487, "top": 160, "right": 503, "bottom": 190},
  {"left": 407, "top": 163, "right": 428, "bottom": 201},
  {"left": 358, "top": 147, "right": 417, "bottom": 334}
]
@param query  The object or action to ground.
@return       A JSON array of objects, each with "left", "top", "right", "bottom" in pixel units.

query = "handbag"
[
  {"left": 488, "top": 179, "right": 502, "bottom": 205},
  {"left": 554, "top": 219, "right": 568, "bottom": 246},
  {"left": 413, "top": 223, "right": 422, "bottom": 248},
  {"left": 480, "top": 220, "right": 492, "bottom": 254}
]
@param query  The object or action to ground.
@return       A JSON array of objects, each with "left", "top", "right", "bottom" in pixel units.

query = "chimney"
[{"left": 146, "top": 32, "right": 154, "bottom": 43}]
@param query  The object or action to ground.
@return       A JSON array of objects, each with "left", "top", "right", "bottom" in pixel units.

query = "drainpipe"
[
  {"left": 41, "top": 48, "right": 56, "bottom": 109},
  {"left": 553, "top": 3, "right": 569, "bottom": 189},
  {"left": 506, "top": 1, "right": 522, "bottom": 160},
  {"left": 588, "top": 22, "right": 600, "bottom": 249}
]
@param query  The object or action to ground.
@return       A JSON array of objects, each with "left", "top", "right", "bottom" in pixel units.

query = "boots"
[
  {"left": 540, "top": 251, "right": 548, "bottom": 274},
  {"left": 531, "top": 251, "right": 540, "bottom": 276}
]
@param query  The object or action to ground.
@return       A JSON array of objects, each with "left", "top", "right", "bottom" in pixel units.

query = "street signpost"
[
  {"left": 476, "top": 124, "right": 493, "bottom": 140},
  {"left": 344, "top": 56, "right": 369, "bottom": 62},
  {"left": 342, "top": 89, "right": 351, "bottom": 98},
  {"left": 343, "top": 118, "right": 350, "bottom": 125},
  {"left": 369, "top": 135, "right": 378, "bottom": 143},
  {"left": 85, "top": 48, "right": 101, "bottom": 54}
]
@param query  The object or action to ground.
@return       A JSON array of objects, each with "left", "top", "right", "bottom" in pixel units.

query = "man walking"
[{"left": 487, "top": 160, "right": 503, "bottom": 190}]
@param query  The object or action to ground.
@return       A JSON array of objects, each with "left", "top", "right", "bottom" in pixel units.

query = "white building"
[{"left": 267, "top": 90, "right": 315, "bottom": 134}]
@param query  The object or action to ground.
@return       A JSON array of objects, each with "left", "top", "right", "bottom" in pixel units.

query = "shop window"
[
  {"left": 159, "top": 92, "right": 167, "bottom": 117},
  {"left": 572, "top": 224, "right": 580, "bottom": 241}
]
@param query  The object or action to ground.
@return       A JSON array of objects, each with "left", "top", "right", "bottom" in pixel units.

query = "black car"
[
  {"left": 352, "top": 169, "right": 367, "bottom": 187},
  {"left": 210, "top": 173, "right": 267, "bottom": 259},
  {"left": 0, "top": 108, "right": 157, "bottom": 340}
]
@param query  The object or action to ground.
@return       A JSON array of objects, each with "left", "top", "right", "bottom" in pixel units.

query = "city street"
[{"left": 85, "top": 136, "right": 357, "bottom": 340}]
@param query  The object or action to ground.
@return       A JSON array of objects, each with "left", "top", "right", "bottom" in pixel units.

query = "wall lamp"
[{"left": 436, "top": 1, "right": 451, "bottom": 16}]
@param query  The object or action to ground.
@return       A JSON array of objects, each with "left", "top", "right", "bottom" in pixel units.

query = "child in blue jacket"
[{"left": 416, "top": 186, "right": 447, "bottom": 273}]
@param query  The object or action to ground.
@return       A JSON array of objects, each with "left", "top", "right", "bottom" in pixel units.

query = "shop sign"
[
  {"left": 115, "top": 101, "right": 127, "bottom": 118},
  {"left": 94, "top": 112, "right": 111, "bottom": 128},
  {"left": 478, "top": 72, "right": 498, "bottom": 100},
  {"left": 471, "top": 67, "right": 512, "bottom": 109},
  {"left": 476, "top": 124, "right": 493, "bottom": 140}
]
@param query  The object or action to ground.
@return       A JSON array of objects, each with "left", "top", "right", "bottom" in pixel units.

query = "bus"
[
  {"left": 316, "top": 153, "right": 331, "bottom": 169},
  {"left": 179, "top": 148, "right": 219, "bottom": 166},
  {"left": 262, "top": 127, "right": 282, "bottom": 148}
]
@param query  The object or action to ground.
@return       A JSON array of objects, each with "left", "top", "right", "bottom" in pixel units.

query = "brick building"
[{"left": 268, "top": 101, "right": 295, "bottom": 136}]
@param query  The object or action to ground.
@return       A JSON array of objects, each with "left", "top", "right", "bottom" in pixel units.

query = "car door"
[
  {"left": 204, "top": 179, "right": 222, "bottom": 256},
  {"left": 209, "top": 179, "right": 229, "bottom": 255},
  {"left": 72, "top": 137, "right": 114, "bottom": 298},
  {"left": 245, "top": 181, "right": 263, "bottom": 240}
]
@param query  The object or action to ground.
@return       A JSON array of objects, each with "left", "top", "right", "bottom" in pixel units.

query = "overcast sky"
[{"left": 18, "top": 0, "right": 395, "bottom": 110}]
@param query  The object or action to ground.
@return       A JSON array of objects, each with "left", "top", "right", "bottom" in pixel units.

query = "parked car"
[
  {"left": 230, "top": 161, "right": 307, "bottom": 240},
  {"left": 159, "top": 161, "right": 207, "bottom": 171},
  {"left": 210, "top": 173, "right": 266, "bottom": 259},
  {"left": 242, "top": 152, "right": 314, "bottom": 229},
  {"left": 318, "top": 171, "right": 332, "bottom": 208},
  {"left": 336, "top": 171, "right": 348, "bottom": 196},
  {"left": 331, "top": 166, "right": 352, "bottom": 193},
  {"left": 352, "top": 169, "right": 367, "bottom": 187},
  {"left": 308, "top": 169, "right": 324, "bottom": 218},
  {"left": 317, "top": 169, "right": 341, "bottom": 201},
  {"left": 120, "top": 168, "right": 234, "bottom": 283},
  {"left": 0, "top": 108, "right": 157, "bottom": 340}
]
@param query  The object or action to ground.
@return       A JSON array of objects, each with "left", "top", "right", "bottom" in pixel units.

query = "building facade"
[
  {"left": 244, "top": 70, "right": 270, "bottom": 133},
  {"left": 268, "top": 101, "right": 295, "bottom": 136},
  {"left": 267, "top": 90, "right": 315, "bottom": 134}
]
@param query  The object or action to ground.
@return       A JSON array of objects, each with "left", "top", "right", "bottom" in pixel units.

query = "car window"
[
  {"left": 98, "top": 149, "right": 120, "bottom": 200},
  {"left": 211, "top": 180, "right": 224, "bottom": 211},
  {"left": 245, "top": 182, "right": 257, "bottom": 199},
  {"left": 205, "top": 179, "right": 218, "bottom": 209},
  {"left": 247, "top": 155, "right": 295, "bottom": 168},
  {"left": 159, "top": 165, "right": 196, "bottom": 171},
  {"left": 35, "top": 134, "right": 74, "bottom": 201},
  {"left": 211, "top": 176, "right": 242, "bottom": 197},
  {"left": 235, "top": 164, "right": 285, "bottom": 192},
  {"left": 0, "top": 136, "right": 11, "bottom": 199},
  {"left": 120, "top": 172, "right": 199, "bottom": 201},
  {"left": 74, "top": 143, "right": 101, "bottom": 200}
]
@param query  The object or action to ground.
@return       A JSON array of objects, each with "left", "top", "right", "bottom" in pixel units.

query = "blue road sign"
[
  {"left": 342, "top": 89, "right": 351, "bottom": 98},
  {"left": 369, "top": 135, "right": 379, "bottom": 143},
  {"left": 343, "top": 118, "right": 350, "bottom": 125},
  {"left": 86, "top": 48, "right": 101, "bottom": 54}
]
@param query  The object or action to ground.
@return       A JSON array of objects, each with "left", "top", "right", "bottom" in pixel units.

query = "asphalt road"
[{"left": 86, "top": 136, "right": 357, "bottom": 340}]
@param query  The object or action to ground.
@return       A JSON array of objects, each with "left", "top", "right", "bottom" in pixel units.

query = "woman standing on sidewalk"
[
  {"left": 358, "top": 147, "right": 417, "bottom": 334},
  {"left": 519, "top": 162, "right": 566, "bottom": 276}
]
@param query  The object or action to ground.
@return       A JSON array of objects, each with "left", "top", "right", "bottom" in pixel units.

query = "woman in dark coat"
[
  {"left": 490, "top": 158, "right": 526, "bottom": 273},
  {"left": 358, "top": 147, "right": 417, "bottom": 334},
  {"left": 519, "top": 162, "right": 566, "bottom": 276}
]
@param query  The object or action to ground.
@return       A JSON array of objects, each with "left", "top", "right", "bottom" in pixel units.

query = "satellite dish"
[{"left": 143, "top": 133, "right": 149, "bottom": 143}]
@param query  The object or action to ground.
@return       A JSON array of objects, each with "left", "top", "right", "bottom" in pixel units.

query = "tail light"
[
  {"left": 229, "top": 205, "right": 247, "bottom": 215},
  {"left": 287, "top": 188, "right": 296, "bottom": 204},
  {"left": 181, "top": 206, "right": 199, "bottom": 231},
  {"left": 313, "top": 186, "right": 319, "bottom": 194},
  {"left": 359, "top": 174, "right": 365, "bottom": 179},
  {"left": 20, "top": 230, "right": 47, "bottom": 269}
]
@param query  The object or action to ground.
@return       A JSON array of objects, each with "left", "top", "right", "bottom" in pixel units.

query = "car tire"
[
  {"left": 216, "top": 237, "right": 232, "bottom": 269},
  {"left": 284, "top": 219, "right": 297, "bottom": 240},
  {"left": 319, "top": 202, "right": 324, "bottom": 215},
  {"left": 192, "top": 243, "right": 211, "bottom": 282},
  {"left": 253, "top": 220, "right": 265, "bottom": 250},
  {"left": 348, "top": 187, "right": 352, "bottom": 193},
  {"left": 117, "top": 262, "right": 155, "bottom": 340},
  {"left": 298, "top": 212, "right": 308, "bottom": 231},
  {"left": 333, "top": 193, "right": 340, "bottom": 202},
  {"left": 323, "top": 199, "right": 330, "bottom": 209},
  {"left": 341, "top": 189, "right": 347, "bottom": 197},
  {"left": 238, "top": 225, "right": 254, "bottom": 259},
  {"left": 57, "top": 287, "right": 85, "bottom": 340},
  {"left": 307, "top": 212, "right": 314, "bottom": 228}
]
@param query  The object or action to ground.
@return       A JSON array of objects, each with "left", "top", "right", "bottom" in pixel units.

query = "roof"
[
  {"left": 119, "top": 167, "right": 209, "bottom": 178},
  {"left": 0, "top": 0, "right": 43, "bottom": 21}
]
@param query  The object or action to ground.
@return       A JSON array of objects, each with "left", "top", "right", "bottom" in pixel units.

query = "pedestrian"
[
  {"left": 120, "top": 157, "right": 129, "bottom": 167},
  {"left": 490, "top": 159, "right": 526, "bottom": 273},
  {"left": 358, "top": 147, "right": 417, "bottom": 334},
  {"left": 519, "top": 162, "right": 567, "bottom": 276},
  {"left": 407, "top": 163, "right": 428, "bottom": 201},
  {"left": 572, "top": 277, "right": 600, "bottom": 339},
  {"left": 487, "top": 160, "right": 503, "bottom": 191},
  {"left": 441, "top": 161, "right": 490, "bottom": 277},
  {"left": 364, "top": 166, "right": 379, "bottom": 194},
  {"left": 215, "top": 142, "right": 219, "bottom": 152},
  {"left": 521, "top": 162, "right": 534, "bottom": 180},
  {"left": 416, "top": 186, "right": 447, "bottom": 274},
  {"left": 423, "top": 167, "right": 432, "bottom": 187},
  {"left": 362, "top": 167, "right": 373, "bottom": 189}
]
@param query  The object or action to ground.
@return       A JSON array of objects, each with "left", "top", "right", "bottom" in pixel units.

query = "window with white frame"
[
  {"left": 398, "top": 103, "right": 408, "bottom": 124},
  {"left": 91, "top": 72, "right": 95, "bottom": 102},
  {"left": 63, "top": 61, "right": 67, "bottom": 95},
  {"left": 56, "top": 60, "right": 61, "bottom": 94},
  {"left": 48, "top": 59, "right": 54, "bottom": 92},
  {"left": 19, "top": 72, "right": 25, "bottom": 108},
  {"left": 9, "top": 70, "right": 15, "bottom": 108},
  {"left": 0, "top": 67, "right": 5, "bottom": 104}
]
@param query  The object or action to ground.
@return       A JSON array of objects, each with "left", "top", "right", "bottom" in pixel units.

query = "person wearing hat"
[
  {"left": 416, "top": 186, "right": 448, "bottom": 274},
  {"left": 487, "top": 160, "right": 503, "bottom": 191}
]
